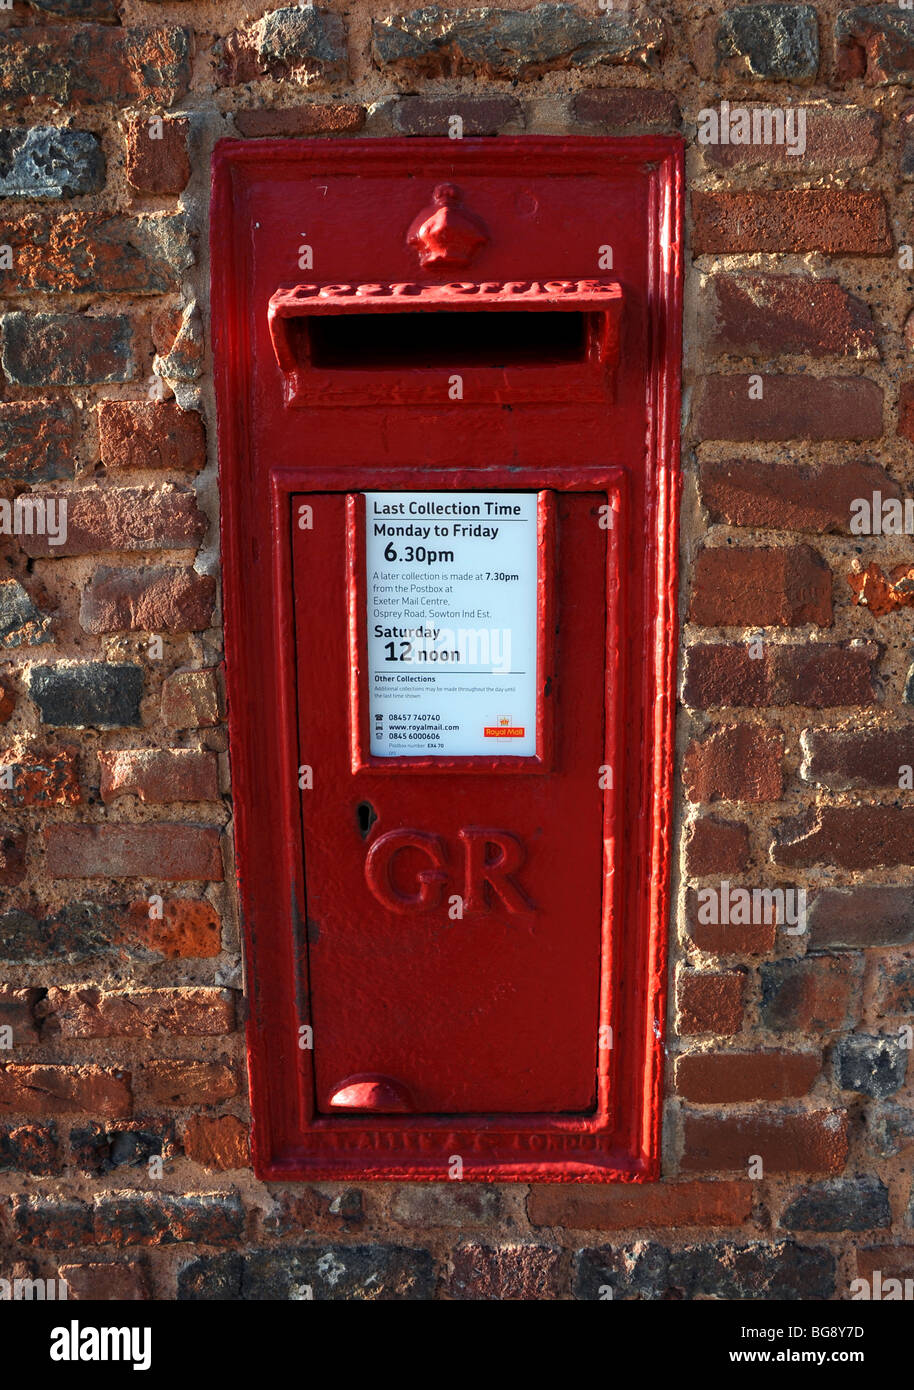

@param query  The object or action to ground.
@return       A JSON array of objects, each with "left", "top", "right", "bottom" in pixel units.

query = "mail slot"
[{"left": 211, "top": 137, "right": 683, "bottom": 1181}]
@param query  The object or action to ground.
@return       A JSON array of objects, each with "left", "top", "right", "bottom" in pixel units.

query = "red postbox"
[{"left": 211, "top": 137, "right": 682, "bottom": 1181}]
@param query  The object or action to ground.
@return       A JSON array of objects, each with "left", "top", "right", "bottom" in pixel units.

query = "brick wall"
[{"left": 0, "top": 0, "right": 913, "bottom": 1300}]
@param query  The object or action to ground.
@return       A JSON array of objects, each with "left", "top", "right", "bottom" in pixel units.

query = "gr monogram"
[{"left": 365, "top": 827, "right": 533, "bottom": 914}]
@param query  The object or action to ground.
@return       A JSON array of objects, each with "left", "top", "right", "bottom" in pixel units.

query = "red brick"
[
  {"left": 528, "top": 1180, "right": 751, "bottom": 1230},
  {"left": 447, "top": 1244, "right": 564, "bottom": 1300},
  {"left": 698, "top": 457, "right": 900, "bottom": 534},
  {"left": 677, "top": 969, "right": 745, "bottom": 1035},
  {"left": 44, "top": 824, "right": 223, "bottom": 881},
  {"left": 0, "top": 827, "right": 27, "bottom": 886},
  {"left": 692, "top": 374, "right": 883, "bottom": 441},
  {"left": 10, "top": 1196, "right": 94, "bottom": 1245},
  {"left": 0, "top": 748, "right": 80, "bottom": 808},
  {"left": 99, "top": 749, "right": 219, "bottom": 804},
  {"left": 690, "top": 646, "right": 769, "bottom": 711},
  {"left": 18, "top": 486, "right": 207, "bottom": 558},
  {"left": 871, "top": 954, "right": 914, "bottom": 1016},
  {"left": 690, "top": 545, "right": 831, "bottom": 628},
  {"left": 685, "top": 887, "right": 778, "bottom": 955},
  {"left": 847, "top": 561, "right": 914, "bottom": 616},
  {"left": 234, "top": 104, "right": 366, "bottom": 137},
  {"left": 836, "top": 9, "right": 914, "bottom": 84},
  {"left": 773, "top": 806, "right": 914, "bottom": 871},
  {"left": 897, "top": 381, "right": 914, "bottom": 444},
  {"left": 684, "top": 816, "right": 750, "bottom": 876},
  {"left": 802, "top": 726, "right": 914, "bottom": 789},
  {"left": 95, "top": 1191, "right": 244, "bottom": 1247},
  {"left": 39, "top": 987, "right": 234, "bottom": 1039},
  {"left": 13, "top": 1191, "right": 243, "bottom": 1247},
  {"left": 692, "top": 190, "right": 892, "bottom": 255},
  {"left": 854, "top": 563, "right": 902, "bottom": 617},
  {"left": 160, "top": 667, "right": 222, "bottom": 728},
  {"left": 572, "top": 86, "right": 680, "bottom": 131},
  {"left": 683, "top": 725, "right": 783, "bottom": 803},
  {"left": 0, "top": 212, "right": 182, "bottom": 295},
  {"left": 701, "top": 105, "right": 880, "bottom": 172},
  {"left": 704, "top": 273, "right": 878, "bottom": 358},
  {"left": 214, "top": 29, "right": 260, "bottom": 84},
  {"left": 808, "top": 887, "right": 914, "bottom": 950},
  {"left": 151, "top": 301, "right": 203, "bottom": 381},
  {"left": 264, "top": 1188, "right": 366, "bottom": 1234},
  {"left": 0, "top": 25, "right": 192, "bottom": 106},
  {"left": 387, "top": 1187, "right": 495, "bottom": 1227},
  {"left": 761, "top": 956, "right": 862, "bottom": 1032},
  {"left": 125, "top": 115, "right": 189, "bottom": 194},
  {"left": 675, "top": 1051, "right": 821, "bottom": 1103},
  {"left": 853, "top": 567, "right": 904, "bottom": 617},
  {"left": 855, "top": 1246, "right": 914, "bottom": 1283},
  {"left": 122, "top": 898, "right": 221, "bottom": 957},
  {"left": 683, "top": 642, "right": 880, "bottom": 709},
  {"left": 0, "top": 1064, "right": 131, "bottom": 1118},
  {"left": 79, "top": 565, "right": 216, "bottom": 634},
  {"left": 681, "top": 1111, "right": 849, "bottom": 1175},
  {"left": 183, "top": 1114, "right": 249, "bottom": 1170},
  {"left": 0, "top": 988, "right": 39, "bottom": 1046},
  {"left": 58, "top": 1262, "right": 149, "bottom": 1300},
  {"left": 138, "top": 1058, "right": 238, "bottom": 1107},
  {"left": 97, "top": 401, "right": 205, "bottom": 473}
]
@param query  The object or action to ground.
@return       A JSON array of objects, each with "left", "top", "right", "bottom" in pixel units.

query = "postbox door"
[{"left": 292, "top": 489, "right": 610, "bottom": 1116}]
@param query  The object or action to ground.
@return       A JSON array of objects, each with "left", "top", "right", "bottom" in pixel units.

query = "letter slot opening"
[{"left": 302, "top": 310, "right": 590, "bottom": 369}]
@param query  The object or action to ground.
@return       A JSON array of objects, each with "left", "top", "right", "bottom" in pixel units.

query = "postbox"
[{"left": 211, "top": 137, "right": 682, "bottom": 1181}]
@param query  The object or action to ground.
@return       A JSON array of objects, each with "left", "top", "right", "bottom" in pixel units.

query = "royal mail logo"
[{"left": 485, "top": 717, "right": 525, "bottom": 738}]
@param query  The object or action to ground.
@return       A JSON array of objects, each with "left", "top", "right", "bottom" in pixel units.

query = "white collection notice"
[{"left": 364, "top": 490, "right": 539, "bottom": 757}]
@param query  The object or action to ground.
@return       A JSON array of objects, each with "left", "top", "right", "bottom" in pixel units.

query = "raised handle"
[{"left": 327, "top": 1073, "right": 414, "bottom": 1113}]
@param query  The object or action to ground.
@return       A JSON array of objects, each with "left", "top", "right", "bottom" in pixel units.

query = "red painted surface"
[
  {"left": 294, "top": 488, "right": 607, "bottom": 1115},
  {"left": 210, "top": 137, "right": 683, "bottom": 1181},
  {"left": 268, "top": 279, "right": 624, "bottom": 406}
]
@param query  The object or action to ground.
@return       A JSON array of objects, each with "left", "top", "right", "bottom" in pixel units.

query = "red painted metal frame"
[
  {"left": 210, "top": 136, "right": 683, "bottom": 1182},
  {"left": 267, "top": 279, "right": 624, "bottom": 406}
]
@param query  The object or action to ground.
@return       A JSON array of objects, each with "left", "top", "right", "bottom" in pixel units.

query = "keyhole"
[{"left": 356, "top": 800, "right": 378, "bottom": 839}]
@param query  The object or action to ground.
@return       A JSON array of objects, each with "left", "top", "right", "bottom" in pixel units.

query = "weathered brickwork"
[{"left": 1, "top": 0, "right": 913, "bottom": 1301}]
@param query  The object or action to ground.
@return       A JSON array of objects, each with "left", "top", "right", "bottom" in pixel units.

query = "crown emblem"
[{"left": 407, "top": 183, "right": 489, "bottom": 269}]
